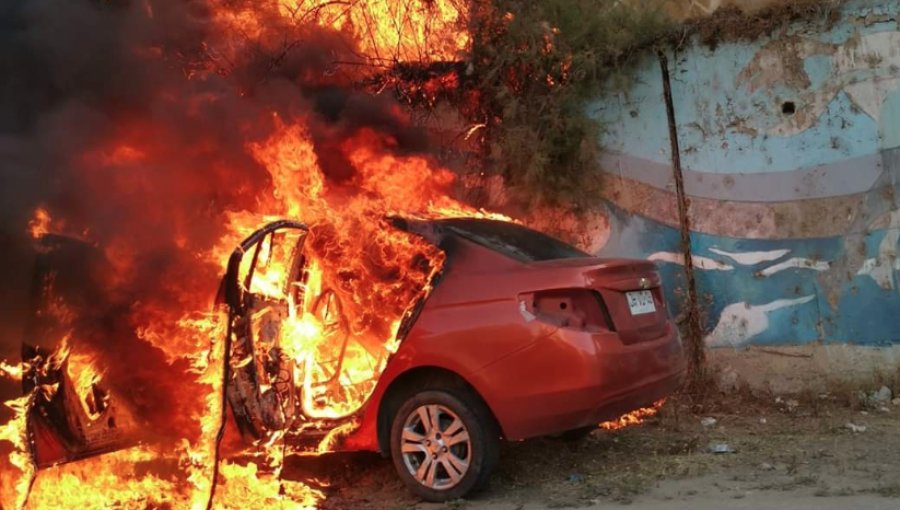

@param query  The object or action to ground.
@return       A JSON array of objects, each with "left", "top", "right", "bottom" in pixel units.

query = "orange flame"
[
  {"left": 0, "top": 395, "right": 35, "bottom": 510},
  {"left": 598, "top": 400, "right": 666, "bottom": 431},
  {"left": 28, "top": 207, "right": 51, "bottom": 239},
  {"left": 0, "top": 1, "right": 486, "bottom": 508},
  {"left": 25, "top": 447, "right": 178, "bottom": 509},
  {"left": 278, "top": 0, "right": 470, "bottom": 63},
  {"left": 0, "top": 361, "right": 23, "bottom": 381}
]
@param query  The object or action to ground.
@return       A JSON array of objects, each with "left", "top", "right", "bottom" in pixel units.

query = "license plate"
[{"left": 626, "top": 290, "right": 656, "bottom": 315}]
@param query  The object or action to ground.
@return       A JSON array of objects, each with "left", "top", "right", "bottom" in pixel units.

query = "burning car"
[
  {"left": 21, "top": 216, "right": 684, "bottom": 503},
  {"left": 21, "top": 215, "right": 683, "bottom": 503},
  {"left": 216, "top": 217, "right": 685, "bottom": 501}
]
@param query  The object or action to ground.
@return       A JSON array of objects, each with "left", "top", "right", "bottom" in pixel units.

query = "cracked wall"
[{"left": 590, "top": 0, "right": 900, "bottom": 353}]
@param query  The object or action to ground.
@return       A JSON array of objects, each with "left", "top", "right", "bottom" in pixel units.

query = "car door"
[{"left": 220, "top": 221, "right": 310, "bottom": 440}]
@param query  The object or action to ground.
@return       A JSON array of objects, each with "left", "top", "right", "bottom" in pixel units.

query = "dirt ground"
[{"left": 289, "top": 392, "right": 900, "bottom": 510}]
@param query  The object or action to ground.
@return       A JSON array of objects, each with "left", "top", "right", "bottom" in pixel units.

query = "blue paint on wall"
[
  {"left": 593, "top": 0, "right": 900, "bottom": 347},
  {"left": 592, "top": 1, "right": 900, "bottom": 171},
  {"left": 599, "top": 201, "right": 900, "bottom": 346}
]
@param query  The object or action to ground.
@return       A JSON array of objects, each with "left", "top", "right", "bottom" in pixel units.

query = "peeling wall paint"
[{"left": 592, "top": 0, "right": 900, "bottom": 349}]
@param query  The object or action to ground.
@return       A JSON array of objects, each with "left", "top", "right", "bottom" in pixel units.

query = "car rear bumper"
[{"left": 471, "top": 322, "right": 685, "bottom": 440}]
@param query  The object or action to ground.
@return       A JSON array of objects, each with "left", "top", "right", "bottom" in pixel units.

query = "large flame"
[
  {"left": 0, "top": 395, "right": 35, "bottom": 510},
  {"left": 279, "top": 0, "right": 470, "bottom": 63},
  {"left": 0, "top": 1, "right": 496, "bottom": 509}
]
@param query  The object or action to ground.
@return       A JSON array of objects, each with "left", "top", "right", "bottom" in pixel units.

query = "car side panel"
[
  {"left": 343, "top": 292, "right": 552, "bottom": 452},
  {"left": 470, "top": 324, "right": 684, "bottom": 440},
  {"left": 345, "top": 238, "right": 685, "bottom": 451}
]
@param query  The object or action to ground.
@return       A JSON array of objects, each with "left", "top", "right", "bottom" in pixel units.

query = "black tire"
[{"left": 389, "top": 388, "right": 499, "bottom": 502}]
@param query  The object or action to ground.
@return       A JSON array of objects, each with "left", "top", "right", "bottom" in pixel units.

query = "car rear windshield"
[{"left": 438, "top": 219, "right": 590, "bottom": 262}]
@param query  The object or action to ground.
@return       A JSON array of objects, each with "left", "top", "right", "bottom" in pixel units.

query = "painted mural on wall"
[{"left": 591, "top": 0, "right": 900, "bottom": 347}]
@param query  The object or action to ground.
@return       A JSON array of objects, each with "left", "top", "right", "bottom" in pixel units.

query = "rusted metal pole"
[{"left": 658, "top": 50, "right": 705, "bottom": 385}]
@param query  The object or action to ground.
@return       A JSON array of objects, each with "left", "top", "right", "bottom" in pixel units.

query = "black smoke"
[{"left": 0, "top": 0, "right": 437, "bottom": 436}]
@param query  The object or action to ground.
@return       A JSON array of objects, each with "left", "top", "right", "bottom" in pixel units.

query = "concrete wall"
[{"left": 590, "top": 0, "right": 900, "bottom": 383}]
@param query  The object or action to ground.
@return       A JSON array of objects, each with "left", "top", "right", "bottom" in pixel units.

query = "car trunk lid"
[{"left": 533, "top": 258, "right": 669, "bottom": 345}]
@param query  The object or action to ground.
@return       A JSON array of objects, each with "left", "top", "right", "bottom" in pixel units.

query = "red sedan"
[
  {"left": 24, "top": 217, "right": 684, "bottom": 502},
  {"left": 223, "top": 217, "right": 685, "bottom": 501}
]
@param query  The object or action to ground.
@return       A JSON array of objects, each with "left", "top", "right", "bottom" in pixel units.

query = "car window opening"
[{"left": 437, "top": 219, "right": 590, "bottom": 262}]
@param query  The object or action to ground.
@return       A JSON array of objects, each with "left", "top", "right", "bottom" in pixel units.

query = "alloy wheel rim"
[{"left": 400, "top": 404, "right": 472, "bottom": 490}]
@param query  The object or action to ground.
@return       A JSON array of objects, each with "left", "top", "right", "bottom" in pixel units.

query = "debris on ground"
[
  {"left": 871, "top": 386, "right": 893, "bottom": 405},
  {"left": 845, "top": 422, "right": 867, "bottom": 433},
  {"left": 775, "top": 396, "right": 800, "bottom": 412},
  {"left": 707, "top": 442, "right": 736, "bottom": 454},
  {"left": 759, "top": 462, "right": 775, "bottom": 471},
  {"left": 700, "top": 417, "right": 717, "bottom": 428}
]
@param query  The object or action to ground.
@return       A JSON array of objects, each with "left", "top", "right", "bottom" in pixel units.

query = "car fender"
[{"left": 343, "top": 338, "right": 498, "bottom": 453}]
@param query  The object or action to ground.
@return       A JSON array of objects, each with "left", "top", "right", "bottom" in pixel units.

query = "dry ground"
[{"left": 287, "top": 391, "right": 900, "bottom": 510}]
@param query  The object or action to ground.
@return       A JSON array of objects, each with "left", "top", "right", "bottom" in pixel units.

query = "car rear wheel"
[{"left": 389, "top": 389, "right": 499, "bottom": 502}]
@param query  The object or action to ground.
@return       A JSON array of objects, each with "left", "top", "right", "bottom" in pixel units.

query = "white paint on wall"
[
  {"left": 647, "top": 251, "right": 734, "bottom": 271},
  {"left": 856, "top": 209, "right": 900, "bottom": 290},
  {"left": 738, "top": 31, "right": 900, "bottom": 137},
  {"left": 856, "top": 257, "right": 900, "bottom": 289},
  {"left": 756, "top": 257, "right": 831, "bottom": 277},
  {"left": 844, "top": 77, "right": 900, "bottom": 122},
  {"left": 705, "top": 295, "right": 816, "bottom": 348},
  {"left": 709, "top": 247, "right": 790, "bottom": 265}
]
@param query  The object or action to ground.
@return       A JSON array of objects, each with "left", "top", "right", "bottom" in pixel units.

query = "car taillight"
[{"left": 518, "top": 288, "right": 614, "bottom": 332}]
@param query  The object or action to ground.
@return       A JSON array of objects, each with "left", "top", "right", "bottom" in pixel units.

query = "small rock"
[
  {"left": 759, "top": 462, "right": 775, "bottom": 471},
  {"left": 775, "top": 396, "right": 784, "bottom": 404},
  {"left": 786, "top": 399, "right": 800, "bottom": 411},
  {"left": 860, "top": 411, "right": 869, "bottom": 416},
  {"left": 707, "top": 442, "right": 736, "bottom": 454},
  {"left": 893, "top": 397, "right": 900, "bottom": 406},
  {"left": 879, "top": 406, "right": 891, "bottom": 413},
  {"left": 872, "top": 386, "right": 893, "bottom": 403},
  {"left": 845, "top": 422, "right": 867, "bottom": 433},
  {"left": 759, "top": 418, "right": 767, "bottom": 424},
  {"left": 718, "top": 367, "right": 740, "bottom": 392},
  {"left": 700, "top": 417, "right": 717, "bottom": 428}
]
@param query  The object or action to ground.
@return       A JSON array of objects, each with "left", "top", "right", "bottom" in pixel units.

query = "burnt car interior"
[{"left": 222, "top": 220, "right": 421, "bottom": 441}]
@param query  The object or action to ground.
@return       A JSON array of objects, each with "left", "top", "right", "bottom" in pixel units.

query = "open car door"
[
  {"left": 221, "top": 220, "right": 403, "bottom": 443},
  {"left": 23, "top": 235, "right": 138, "bottom": 468},
  {"left": 220, "top": 221, "right": 310, "bottom": 440}
]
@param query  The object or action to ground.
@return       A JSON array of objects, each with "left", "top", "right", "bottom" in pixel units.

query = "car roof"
[{"left": 395, "top": 216, "right": 590, "bottom": 263}]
